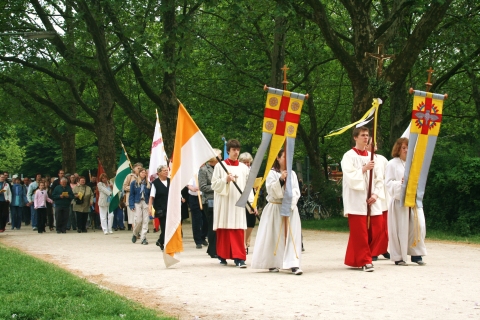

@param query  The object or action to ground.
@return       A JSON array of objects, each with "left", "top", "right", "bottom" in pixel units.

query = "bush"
[{"left": 424, "top": 155, "right": 480, "bottom": 236}]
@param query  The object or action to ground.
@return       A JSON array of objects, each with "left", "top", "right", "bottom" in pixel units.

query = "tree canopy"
[{"left": 1, "top": 0, "right": 479, "bottom": 231}]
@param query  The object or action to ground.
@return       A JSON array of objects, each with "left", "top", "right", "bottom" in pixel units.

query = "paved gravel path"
[{"left": 1, "top": 223, "right": 480, "bottom": 319}]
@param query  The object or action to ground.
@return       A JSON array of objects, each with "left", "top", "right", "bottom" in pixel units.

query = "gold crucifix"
[
  {"left": 365, "top": 44, "right": 395, "bottom": 78},
  {"left": 281, "top": 64, "right": 289, "bottom": 90},
  {"left": 425, "top": 67, "right": 434, "bottom": 92}
]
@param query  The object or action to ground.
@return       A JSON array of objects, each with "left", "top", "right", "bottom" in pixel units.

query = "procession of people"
[{"left": 0, "top": 133, "right": 427, "bottom": 274}]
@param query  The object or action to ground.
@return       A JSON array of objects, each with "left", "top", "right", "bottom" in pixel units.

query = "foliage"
[
  {"left": 0, "top": 244, "right": 173, "bottom": 320},
  {"left": 0, "top": 0, "right": 479, "bottom": 235},
  {"left": 0, "top": 126, "right": 25, "bottom": 173},
  {"left": 424, "top": 145, "right": 480, "bottom": 236}
]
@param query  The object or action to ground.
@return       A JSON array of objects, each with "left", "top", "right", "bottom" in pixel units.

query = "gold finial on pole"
[
  {"left": 281, "top": 64, "right": 289, "bottom": 90},
  {"left": 425, "top": 67, "right": 435, "bottom": 92}
]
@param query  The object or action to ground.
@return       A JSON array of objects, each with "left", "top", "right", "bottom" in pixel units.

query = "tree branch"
[{"left": 0, "top": 75, "right": 95, "bottom": 131}]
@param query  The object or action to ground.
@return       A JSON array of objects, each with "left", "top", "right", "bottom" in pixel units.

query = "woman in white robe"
[
  {"left": 251, "top": 149, "right": 303, "bottom": 275},
  {"left": 385, "top": 137, "right": 427, "bottom": 265}
]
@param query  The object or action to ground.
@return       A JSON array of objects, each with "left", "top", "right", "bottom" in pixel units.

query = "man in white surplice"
[{"left": 211, "top": 139, "right": 254, "bottom": 268}]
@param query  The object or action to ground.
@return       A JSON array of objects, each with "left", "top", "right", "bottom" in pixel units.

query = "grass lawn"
[
  {"left": 0, "top": 244, "right": 173, "bottom": 320},
  {"left": 302, "top": 216, "right": 480, "bottom": 245}
]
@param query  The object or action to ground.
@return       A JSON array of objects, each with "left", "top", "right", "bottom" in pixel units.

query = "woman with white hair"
[{"left": 149, "top": 165, "right": 170, "bottom": 251}]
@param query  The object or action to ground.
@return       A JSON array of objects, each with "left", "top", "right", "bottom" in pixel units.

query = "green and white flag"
[{"left": 109, "top": 150, "right": 131, "bottom": 212}]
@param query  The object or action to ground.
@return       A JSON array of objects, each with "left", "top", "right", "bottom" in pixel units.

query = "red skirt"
[
  {"left": 345, "top": 214, "right": 383, "bottom": 267},
  {"left": 216, "top": 229, "right": 246, "bottom": 261}
]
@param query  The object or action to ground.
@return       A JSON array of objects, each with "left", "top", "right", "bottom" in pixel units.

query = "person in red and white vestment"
[
  {"left": 341, "top": 126, "right": 385, "bottom": 272},
  {"left": 211, "top": 139, "right": 255, "bottom": 268}
]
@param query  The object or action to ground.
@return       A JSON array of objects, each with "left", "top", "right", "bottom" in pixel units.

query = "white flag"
[{"left": 148, "top": 112, "right": 167, "bottom": 182}]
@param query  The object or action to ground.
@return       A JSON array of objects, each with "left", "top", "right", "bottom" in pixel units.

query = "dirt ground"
[{"left": 1, "top": 222, "right": 480, "bottom": 320}]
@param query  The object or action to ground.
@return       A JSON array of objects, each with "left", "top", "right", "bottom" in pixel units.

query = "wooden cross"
[
  {"left": 281, "top": 64, "right": 289, "bottom": 90},
  {"left": 365, "top": 44, "right": 395, "bottom": 78},
  {"left": 425, "top": 67, "right": 434, "bottom": 92}
]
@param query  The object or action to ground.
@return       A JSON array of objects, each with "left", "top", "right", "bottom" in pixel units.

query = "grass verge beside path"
[
  {"left": 0, "top": 244, "right": 173, "bottom": 320},
  {"left": 302, "top": 216, "right": 480, "bottom": 245}
]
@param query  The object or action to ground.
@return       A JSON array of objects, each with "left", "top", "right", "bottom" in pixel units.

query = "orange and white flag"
[{"left": 163, "top": 102, "right": 217, "bottom": 268}]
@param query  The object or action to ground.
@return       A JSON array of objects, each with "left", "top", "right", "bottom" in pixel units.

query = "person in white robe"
[
  {"left": 385, "top": 137, "right": 427, "bottom": 265},
  {"left": 211, "top": 139, "right": 254, "bottom": 268},
  {"left": 342, "top": 127, "right": 385, "bottom": 272},
  {"left": 251, "top": 149, "right": 303, "bottom": 275}
]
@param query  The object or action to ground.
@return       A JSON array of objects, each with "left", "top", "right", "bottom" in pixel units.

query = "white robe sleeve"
[
  {"left": 266, "top": 170, "right": 283, "bottom": 200},
  {"left": 341, "top": 151, "right": 365, "bottom": 191},
  {"left": 211, "top": 162, "right": 229, "bottom": 196},
  {"left": 291, "top": 171, "right": 301, "bottom": 209},
  {"left": 386, "top": 159, "right": 403, "bottom": 201}
]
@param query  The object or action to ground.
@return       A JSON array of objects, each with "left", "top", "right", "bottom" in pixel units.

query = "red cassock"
[
  {"left": 345, "top": 214, "right": 386, "bottom": 267},
  {"left": 216, "top": 229, "right": 246, "bottom": 261}
]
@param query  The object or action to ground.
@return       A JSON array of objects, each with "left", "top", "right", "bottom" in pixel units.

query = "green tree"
[{"left": 0, "top": 126, "right": 26, "bottom": 173}]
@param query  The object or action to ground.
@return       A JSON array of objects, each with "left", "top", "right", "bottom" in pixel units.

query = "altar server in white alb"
[
  {"left": 251, "top": 149, "right": 303, "bottom": 275},
  {"left": 341, "top": 126, "right": 385, "bottom": 272},
  {"left": 385, "top": 137, "right": 427, "bottom": 266},
  {"left": 211, "top": 139, "right": 254, "bottom": 268}
]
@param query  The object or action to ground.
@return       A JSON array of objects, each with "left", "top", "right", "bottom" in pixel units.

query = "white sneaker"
[
  {"left": 291, "top": 268, "right": 303, "bottom": 275},
  {"left": 269, "top": 268, "right": 279, "bottom": 273},
  {"left": 362, "top": 264, "right": 375, "bottom": 272},
  {"left": 108, "top": 230, "right": 113, "bottom": 234}
]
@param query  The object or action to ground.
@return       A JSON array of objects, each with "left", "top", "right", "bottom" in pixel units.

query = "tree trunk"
[
  {"left": 94, "top": 79, "right": 116, "bottom": 177},
  {"left": 157, "top": 0, "right": 178, "bottom": 157},
  {"left": 60, "top": 128, "right": 76, "bottom": 174},
  {"left": 388, "top": 81, "right": 411, "bottom": 148}
]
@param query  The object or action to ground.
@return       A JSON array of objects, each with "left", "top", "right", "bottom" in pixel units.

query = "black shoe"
[
  {"left": 202, "top": 240, "right": 208, "bottom": 246},
  {"left": 382, "top": 252, "right": 391, "bottom": 259},
  {"left": 372, "top": 256, "right": 378, "bottom": 261},
  {"left": 128, "top": 225, "right": 132, "bottom": 231},
  {"left": 196, "top": 244, "right": 202, "bottom": 249},
  {"left": 82, "top": 229, "right": 87, "bottom": 233},
  {"left": 141, "top": 239, "right": 148, "bottom": 245},
  {"left": 132, "top": 235, "right": 137, "bottom": 243},
  {"left": 62, "top": 231, "right": 66, "bottom": 234},
  {"left": 77, "top": 229, "right": 82, "bottom": 233},
  {"left": 235, "top": 259, "right": 247, "bottom": 268},
  {"left": 56, "top": 231, "right": 61, "bottom": 234},
  {"left": 156, "top": 240, "right": 161, "bottom": 247},
  {"left": 66, "top": 228, "right": 71, "bottom": 231},
  {"left": 72, "top": 228, "right": 77, "bottom": 231},
  {"left": 219, "top": 258, "right": 227, "bottom": 266},
  {"left": 160, "top": 244, "right": 164, "bottom": 251}
]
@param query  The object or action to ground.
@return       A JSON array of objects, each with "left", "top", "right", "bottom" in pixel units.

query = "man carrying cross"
[
  {"left": 341, "top": 127, "right": 385, "bottom": 272},
  {"left": 211, "top": 139, "right": 255, "bottom": 268}
]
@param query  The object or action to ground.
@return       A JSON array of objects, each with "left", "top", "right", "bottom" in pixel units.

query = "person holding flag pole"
[{"left": 109, "top": 142, "right": 132, "bottom": 231}]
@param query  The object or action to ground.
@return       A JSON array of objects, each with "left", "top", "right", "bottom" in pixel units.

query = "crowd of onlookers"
[{"left": 0, "top": 170, "right": 128, "bottom": 234}]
